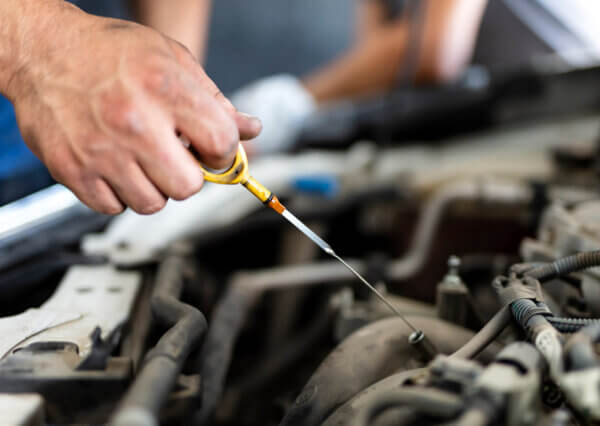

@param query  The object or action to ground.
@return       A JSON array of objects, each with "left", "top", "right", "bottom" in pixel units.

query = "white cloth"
[{"left": 231, "top": 75, "right": 317, "bottom": 154}]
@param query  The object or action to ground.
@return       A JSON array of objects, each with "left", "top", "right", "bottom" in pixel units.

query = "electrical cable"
[{"left": 452, "top": 250, "right": 600, "bottom": 358}]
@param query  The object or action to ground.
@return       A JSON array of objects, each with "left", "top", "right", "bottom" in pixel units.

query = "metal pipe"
[
  {"left": 0, "top": 184, "right": 86, "bottom": 246},
  {"left": 450, "top": 306, "right": 512, "bottom": 359},
  {"left": 387, "top": 179, "right": 531, "bottom": 279},
  {"left": 0, "top": 184, "right": 105, "bottom": 270},
  {"left": 111, "top": 250, "right": 207, "bottom": 426}
]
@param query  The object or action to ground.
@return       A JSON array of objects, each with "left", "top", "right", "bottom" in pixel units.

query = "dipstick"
[
  {"left": 196, "top": 144, "right": 431, "bottom": 348},
  {"left": 274, "top": 199, "right": 419, "bottom": 333}
]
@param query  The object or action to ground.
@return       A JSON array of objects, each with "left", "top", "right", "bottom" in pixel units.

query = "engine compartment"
[{"left": 2, "top": 66, "right": 600, "bottom": 425}]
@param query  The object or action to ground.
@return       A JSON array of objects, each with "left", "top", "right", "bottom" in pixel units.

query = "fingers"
[
  {"left": 102, "top": 161, "right": 167, "bottom": 215},
  {"left": 171, "top": 71, "right": 241, "bottom": 169},
  {"left": 65, "top": 143, "right": 201, "bottom": 215},
  {"left": 44, "top": 146, "right": 125, "bottom": 215},
  {"left": 169, "top": 47, "right": 262, "bottom": 142},
  {"left": 196, "top": 73, "right": 262, "bottom": 141},
  {"left": 136, "top": 127, "right": 206, "bottom": 201},
  {"left": 170, "top": 44, "right": 237, "bottom": 113},
  {"left": 235, "top": 111, "right": 262, "bottom": 141},
  {"left": 48, "top": 126, "right": 203, "bottom": 214},
  {"left": 73, "top": 176, "right": 125, "bottom": 216}
]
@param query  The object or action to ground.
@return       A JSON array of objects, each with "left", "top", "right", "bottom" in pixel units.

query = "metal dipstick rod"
[
  {"left": 277, "top": 199, "right": 439, "bottom": 342},
  {"left": 279, "top": 205, "right": 437, "bottom": 359},
  {"left": 197, "top": 145, "right": 436, "bottom": 355},
  {"left": 282, "top": 208, "right": 418, "bottom": 331}
]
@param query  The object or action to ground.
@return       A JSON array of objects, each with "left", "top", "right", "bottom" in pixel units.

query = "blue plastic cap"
[{"left": 292, "top": 175, "right": 340, "bottom": 198}]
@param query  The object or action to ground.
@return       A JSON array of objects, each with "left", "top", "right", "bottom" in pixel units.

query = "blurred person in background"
[
  {"left": 227, "top": 0, "right": 600, "bottom": 153},
  {"left": 231, "top": 0, "right": 487, "bottom": 153},
  {"left": 2, "top": 0, "right": 599, "bottom": 211}
]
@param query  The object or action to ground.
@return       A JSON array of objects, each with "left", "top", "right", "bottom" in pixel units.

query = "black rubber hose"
[
  {"left": 525, "top": 250, "right": 600, "bottom": 282},
  {"left": 511, "top": 296, "right": 600, "bottom": 334},
  {"left": 110, "top": 251, "right": 207, "bottom": 426},
  {"left": 547, "top": 317, "right": 600, "bottom": 333},
  {"left": 196, "top": 279, "right": 260, "bottom": 425}
]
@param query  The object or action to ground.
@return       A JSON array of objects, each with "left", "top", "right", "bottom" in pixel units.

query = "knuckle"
[
  {"left": 143, "top": 67, "right": 176, "bottom": 101},
  {"left": 84, "top": 139, "right": 122, "bottom": 165},
  {"left": 97, "top": 90, "right": 146, "bottom": 136}
]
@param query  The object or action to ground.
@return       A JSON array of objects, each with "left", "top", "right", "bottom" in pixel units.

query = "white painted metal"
[
  {"left": 0, "top": 266, "right": 141, "bottom": 359},
  {"left": 0, "top": 394, "right": 44, "bottom": 426}
]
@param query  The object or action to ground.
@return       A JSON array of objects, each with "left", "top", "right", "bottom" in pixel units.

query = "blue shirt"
[{"left": 0, "top": 96, "right": 40, "bottom": 180}]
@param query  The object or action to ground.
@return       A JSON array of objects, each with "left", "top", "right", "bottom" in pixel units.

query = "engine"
[{"left": 1, "top": 65, "right": 600, "bottom": 426}]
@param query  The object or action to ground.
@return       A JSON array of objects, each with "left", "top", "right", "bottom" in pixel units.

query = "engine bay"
[{"left": 2, "top": 64, "right": 600, "bottom": 426}]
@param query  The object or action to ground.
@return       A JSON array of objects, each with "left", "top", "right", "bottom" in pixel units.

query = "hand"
[{"left": 6, "top": 5, "right": 261, "bottom": 215}]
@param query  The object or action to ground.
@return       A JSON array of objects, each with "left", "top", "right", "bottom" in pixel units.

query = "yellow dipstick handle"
[
  {"left": 197, "top": 144, "right": 249, "bottom": 185},
  {"left": 243, "top": 176, "right": 285, "bottom": 213},
  {"left": 197, "top": 144, "right": 286, "bottom": 214}
]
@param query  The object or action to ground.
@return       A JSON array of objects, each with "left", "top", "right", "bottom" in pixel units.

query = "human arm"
[
  {"left": 303, "top": 0, "right": 488, "bottom": 104},
  {"left": 0, "top": 0, "right": 260, "bottom": 214},
  {"left": 134, "top": 0, "right": 212, "bottom": 61}
]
